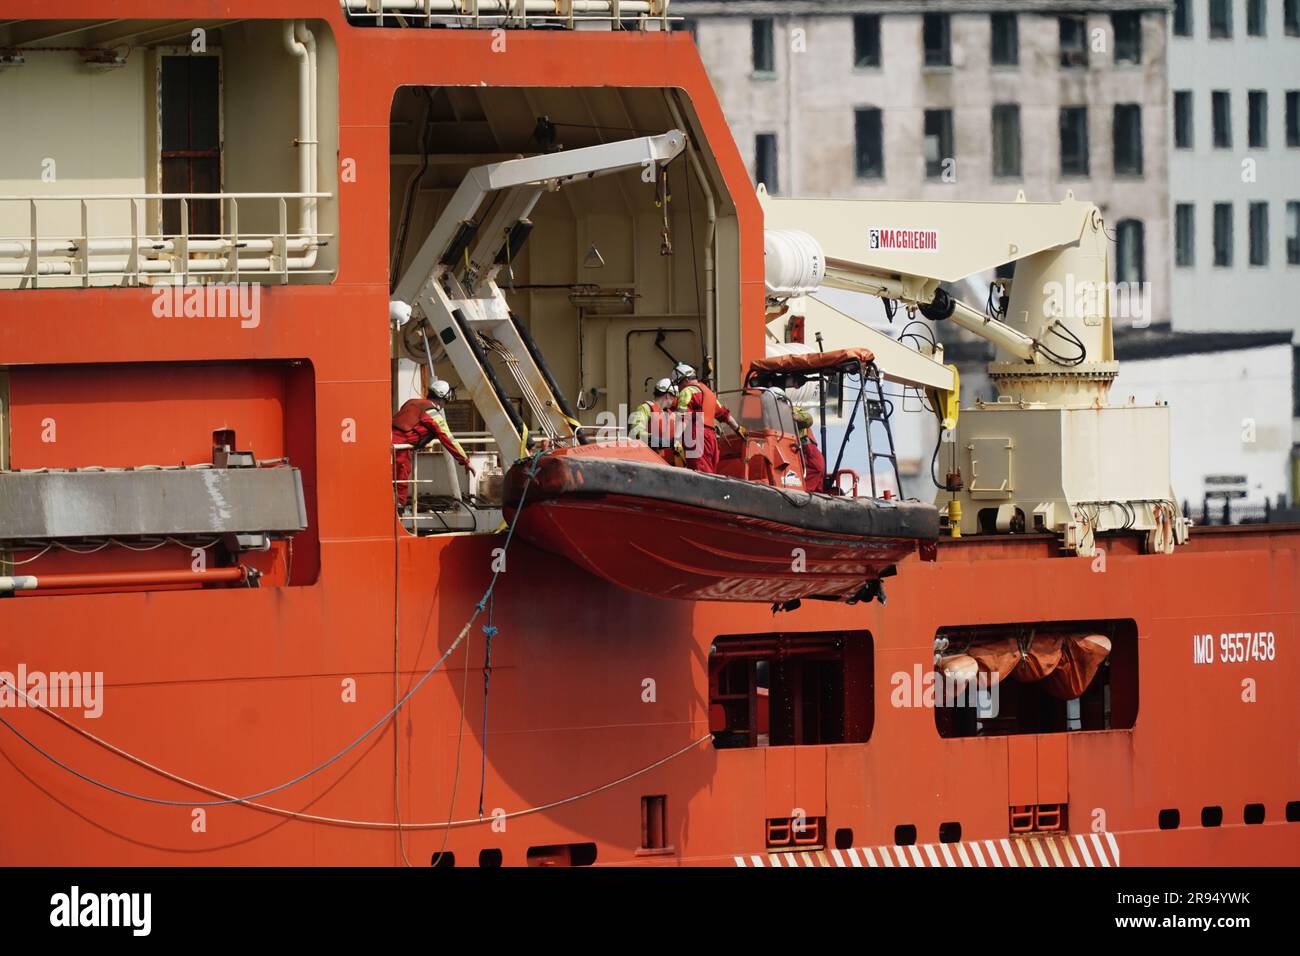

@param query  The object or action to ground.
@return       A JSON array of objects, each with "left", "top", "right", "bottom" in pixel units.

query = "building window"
[
  {"left": 1214, "top": 202, "right": 1234, "bottom": 267},
  {"left": 709, "top": 632, "right": 874, "bottom": 749},
  {"left": 924, "top": 109, "right": 954, "bottom": 179},
  {"left": 1060, "top": 107, "right": 1090, "bottom": 176},
  {"left": 1287, "top": 201, "right": 1300, "bottom": 263},
  {"left": 991, "top": 13, "right": 1019, "bottom": 66},
  {"left": 1288, "top": 0, "right": 1300, "bottom": 36},
  {"left": 992, "top": 104, "right": 1022, "bottom": 177},
  {"left": 1287, "top": 91, "right": 1299, "bottom": 146},
  {"left": 1113, "top": 12, "right": 1142, "bottom": 63},
  {"left": 855, "top": 108, "right": 884, "bottom": 179},
  {"left": 1249, "top": 202, "right": 1269, "bottom": 266},
  {"left": 854, "top": 14, "right": 881, "bottom": 68},
  {"left": 1175, "top": 203, "right": 1195, "bottom": 267},
  {"left": 755, "top": 133, "right": 779, "bottom": 194},
  {"left": 1116, "top": 219, "right": 1145, "bottom": 284},
  {"left": 923, "top": 13, "right": 951, "bottom": 67},
  {"left": 1173, "top": 0, "right": 1192, "bottom": 36},
  {"left": 1060, "top": 15, "right": 1089, "bottom": 67},
  {"left": 1209, "top": 0, "right": 1232, "bottom": 38},
  {"left": 752, "top": 18, "right": 775, "bottom": 74},
  {"left": 1247, "top": 0, "right": 1266, "bottom": 36},
  {"left": 1213, "top": 90, "right": 1232, "bottom": 148},
  {"left": 1113, "top": 104, "right": 1143, "bottom": 175},
  {"left": 1249, "top": 91, "right": 1268, "bottom": 148},
  {"left": 1174, "top": 90, "right": 1194, "bottom": 148}
]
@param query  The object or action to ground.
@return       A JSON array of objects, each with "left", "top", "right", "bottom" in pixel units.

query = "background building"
[{"left": 1166, "top": 0, "right": 1300, "bottom": 500}]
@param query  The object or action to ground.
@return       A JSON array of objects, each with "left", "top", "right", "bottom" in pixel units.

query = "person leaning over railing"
[{"left": 391, "top": 380, "right": 475, "bottom": 508}]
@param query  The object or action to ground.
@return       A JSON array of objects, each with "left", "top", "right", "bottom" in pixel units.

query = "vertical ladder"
[{"left": 861, "top": 369, "right": 903, "bottom": 499}]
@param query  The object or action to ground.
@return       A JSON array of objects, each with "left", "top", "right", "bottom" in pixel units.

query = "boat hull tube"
[{"left": 503, "top": 445, "right": 939, "bottom": 603}]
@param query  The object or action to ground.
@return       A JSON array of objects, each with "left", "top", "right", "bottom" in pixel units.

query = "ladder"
[{"left": 862, "top": 368, "right": 903, "bottom": 499}]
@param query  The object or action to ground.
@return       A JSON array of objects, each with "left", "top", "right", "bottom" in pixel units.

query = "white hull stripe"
[{"left": 736, "top": 833, "right": 1121, "bottom": 867}]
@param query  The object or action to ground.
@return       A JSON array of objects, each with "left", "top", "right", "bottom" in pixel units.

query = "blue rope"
[
  {"left": 0, "top": 451, "right": 547, "bottom": 809},
  {"left": 478, "top": 596, "right": 497, "bottom": 819}
]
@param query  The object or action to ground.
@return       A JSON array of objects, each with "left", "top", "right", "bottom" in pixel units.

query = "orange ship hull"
[{"left": 0, "top": 2, "right": 1296, "bottom": 869}]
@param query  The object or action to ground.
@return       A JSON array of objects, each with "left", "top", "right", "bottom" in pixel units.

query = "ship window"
[
  {"left": 932, "top": 619, "right": 1138, "bottom": 738},
  {"left": 1287, "top": 801, "right": 1300, "bottom": 822},
  {"left": 1201, "top": 806, "right": 1223, "bottom": 828},
  {"left": 938, "top": 822, "right": 962, "bottom": 843},
  {"left": 834, "top": 828, "right": 854, "bottom": 850},
  {"left": 1159, "top": 809, "right": 1181, "bottom": 830},
  {"left": 1243, "top": 803, "right": 1265, "bottom": 825},
  {"left": 894, "top": 824, "right": 917, "bottom": 846},
  {"left": 478, "top": 849, "right": 502, "bottom": 867},
  {"left": 431, "top": 851, "right": 455, "bottom": 867},
  {"left": 641, "top": 795, "right": 668, "bottom": 851},
  {"left": 709, "top": 631, "right": 873, "bottom": 749},
  {"left": 526, "top": 842, "right": 597, "bottom": 867},
  {"left": 160, "top": 53, "right": 223, "bottom": 236}
]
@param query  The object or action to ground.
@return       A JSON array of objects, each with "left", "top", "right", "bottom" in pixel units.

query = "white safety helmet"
[
  {"left": 671, "top": 362, "right": 696, "bottom": 384},
  {"left": 653, "top": 377, "right": 677, "bottom": 397},
  {"left": 427, "top": 379, "right": 453, "bottom": 402},
  {"left": 389, "top": 300, "right": 413, "bottom": 327}
]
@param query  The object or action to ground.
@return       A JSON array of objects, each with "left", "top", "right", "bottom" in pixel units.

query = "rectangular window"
[
  {"left": 1175, "top": 203, "right": 1195, "bottom": 267},
  {"left": 1113, "top": 12, "right": 1142, "bottom": 63},
  {"left": 1249, "top": 202, "right": 1269, "bottom": 265},
  {"left": 924, "top": 109, "right": 954, "bottom": 179},
  {"left": 1249, "top": 90, "right": 1268, "bottom": 148},
  {"left": 855, "top": 108, "right": 884, "bottom": 179},
  {"left": 923, "top": 13, "right": 951, "bottom": 67},
  {"left": 1060, "top": 106, "right": 1090, "bottom": 176},
  {"left": 991, "top": 13, "right": 1019, "bottom": 66},
  {"left": 1213, "top": 90, "right": 1232, "bottom": 147},
  {"left": 160, "top": 54, "right": 222, "bottom": 237},
  {"left": 752, "top": 18, "right": 775, "bottom": 73},
  {"left": 992, "top": 104, "right": 1022, "bottom": 177},
  {"left": 755, "top": 133, "right": 779, "bottom": 194},
  {"left": 1287, "top": 91, "right": 1299, "bottom": 146},
  {"left": 1113, "top": 104, "right": 1143, "bottom": 175},
  {"left": 1174, "top": 90, "right": 1194, "bottom": 148},
  {"left": 1214, "top": 202, "right": 1234, "bottom": 267},
  {"left": 934, "top": 620, "right": 1138, "bottom": 738},
  {"left": 1288, "top": 0, "right": 1300, "bottom": 35},
  {"left": 1248, "top": 0, "right": 1266, "bottom": 35},
  {"left": 1209, "top": 0, "right": 1232, "bottom": 37},
  {"left": 709, "top": 632, "right": 873, "bottom": 749},
  {"left": 854, "top": 14, "right": 881, "bottom": 68},
  {"left": 1287, "top": 201, "right": 1300, "bottom": 263},
  {"left": 640, "top": 796, "right": 667, "bottom": 851},
  {"left": 1060, "top": 15, "right": 1089, "bottom": 67},
  {"left": 1173, "top": 0, "right": 1192, "bottom": 36}
]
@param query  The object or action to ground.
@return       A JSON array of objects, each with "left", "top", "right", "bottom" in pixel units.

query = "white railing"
[
  {"left": 0, "top": 192, "right": 334, "bottom": 287},
  {"left": 340, "top": 0, "right": 673, "bottom": 30}
]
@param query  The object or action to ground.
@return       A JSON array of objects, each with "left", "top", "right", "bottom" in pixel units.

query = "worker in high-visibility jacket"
[
  {"left": 391, "top": 379, "right": 474, "bottom": 508},
  {"left": 791, "top": 402, "right": 826, "bottom": 493},
  {"left": 671, "top": 363, "right": 746, "bottom": 473},
  {"left": 627, "top": 378, "right": 678, "bottom": 459}
]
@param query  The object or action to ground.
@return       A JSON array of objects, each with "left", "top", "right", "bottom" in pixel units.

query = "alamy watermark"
[
  {"left": 151, "top": 280, "right": 261, "bottom": 328},
  {"left": 1043, "top": 276, "right": 1152, "bottom": 328},
  {"left": 0, "top": 663, "right": 104, "bottom": 718},
  {"left": 889, "top": 663, "right": 1001, "bottom": 716}
]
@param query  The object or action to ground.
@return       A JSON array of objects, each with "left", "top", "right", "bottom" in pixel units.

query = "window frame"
[
  {"left": 853, "top": 13, "right": 882, "bottom": 69},
  {"left": 1209, "top": 0, "right": 1233, "bottom": 38},
  {"left": 1248, "top": 201, "right": 1269, "bottom": 267},
  {"left": 854, "top": 107, "right": 885, "bottom": 180},
  {"left": 992, "top": 103, "right": 1022, "bottom": 178},
  {"left": 1212, "top": 90, "right": 1232, "bottom": 148},
  {"left": 754, "top": 132, "right": 779, "bottom": 195},
  {"left": 1247, "top": 0, "right": 1266, "bottom": 36},
  {"left": 1112, "top": 11, "right": 1143, "bottom": 64},
  {"left": 1059, "top": 106, "right": 1090, "bottom": 177},
  {"left": 751, "top": 17, "right": 776, "bottom": 75},
  {"left": 1113, "top": 103, "right": 1144, "bottom": 176},
  {"left": 1175, "top": 203, "right": 1196, "bottom": 267},
  {"left": 1116, "top": 218, "right": 1146, "bottom": 285},
  {"left": 1173, "top": 0, "right": 1192, "bottom": 37},
  {"left": 924, "top": 109, "right": 955, "bottom": 180},
  {"left": 1059, "top": 15, "right": 1089, "bottom": 68},
  {"left": 1248, "top": 90, "right": 1268, "bottom": 149},
  {"left": 1213, "top": 202, "right": 1234, "bottom": 267},
  {"left": 1174, "top": 90, "right": 1194, "bottom": 149},
  {"left": 923, "top": 13, "right": 952, "bottom": 68},
  {"left": 991, "top": 12, "right": 1019, "bottom": 67}
]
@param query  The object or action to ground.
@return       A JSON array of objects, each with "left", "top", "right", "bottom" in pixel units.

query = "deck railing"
[
  {"left": 0, "top": 192, "right": 334, "bottom": 287},
  {"left": 340, "top": 0, "right": 673, "bottom": 30}
]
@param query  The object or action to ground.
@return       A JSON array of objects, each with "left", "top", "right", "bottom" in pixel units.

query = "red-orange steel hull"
[
  {"left": 511, "top": 494, "right": 916, "bottom": 602},
  {"left": 0, "top": 2, "right": 1295, "bottom": 869}
]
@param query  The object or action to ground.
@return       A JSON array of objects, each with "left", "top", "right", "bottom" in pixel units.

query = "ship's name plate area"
[{"left": 1191, "top": 631, "right": 1277, "bottom": 665}]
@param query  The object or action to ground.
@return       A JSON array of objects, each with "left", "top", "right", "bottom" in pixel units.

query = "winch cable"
[
  {"left": 0, "top": 458, "right": 715, "bottom": 830},
  {"left": 0, "top": 451, "right": 547, "bottom": 810}
]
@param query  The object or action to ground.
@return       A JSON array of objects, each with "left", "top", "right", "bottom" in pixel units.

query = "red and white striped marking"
[{"left": 734, "top": 832, "right": 1120, "bottom": 868}]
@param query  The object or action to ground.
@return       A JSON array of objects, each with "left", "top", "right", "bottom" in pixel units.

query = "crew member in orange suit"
[{"left": 392, "top": 379, "right": 474, "bottom": 508}]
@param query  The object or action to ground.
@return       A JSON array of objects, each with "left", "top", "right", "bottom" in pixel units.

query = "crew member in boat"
[
  {"left": 627, "top": 378, "right": 678, "bottom": 461},
  {"left": 671, "top": 363, "right": 746, "bottom": 473},
  {"left": 791, "top": 403, "right": 826, "bottom": 492},
  {"left": 391, "top": 379, "right": 474, "bottom": 508}
]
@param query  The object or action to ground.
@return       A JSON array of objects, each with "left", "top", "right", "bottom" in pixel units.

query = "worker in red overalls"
[
  {"left": 792, "top": 403, "right": 826, "bottom": 493},
  {"left": 671, "top": 363, "right": 746, "bottom": 473},
  {"left": 392, "top": 379, "right": 474, "bottom": 508}
]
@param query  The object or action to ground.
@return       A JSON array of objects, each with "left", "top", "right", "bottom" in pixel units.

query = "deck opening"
[
  {"left": 1288, "top": 801, "right": 1300, "bottom": 822},
  {"left": 894, "top": 824, "right": 917, "bottom": 846},
  {"left": 1243, "top": 803, "right": 1265, "bottom": 825},
  {"left": 709, "top": 631, "right": 872, "bottom": 749},
  {"left": 526, "top": 842, "right": 597, "bottom": 867},
  {"left": 834, "top": 828, "right": 854, "bottom": 850},
  {"left": 938, "top": 822, "right": 962, "bottom": 843},
  {"left": 478, "top": 848, "right": 502, "bottom": 867},
  {"left": 640, "top": 795, "right": 668, "bottom": 851},
  {"left": 1201, "top": 806, "right": 1224, "bottom": 828},
  {"left": 431, "top": 851, "right": 455, "bottom": 867},
  {"left": 1158, "top": 808, "right": 1181, "bottom": 830}
]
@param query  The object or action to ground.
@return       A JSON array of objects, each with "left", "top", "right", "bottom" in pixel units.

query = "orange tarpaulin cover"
[{"left": 749, "top": 347, "right": 875, "bottom": 376}]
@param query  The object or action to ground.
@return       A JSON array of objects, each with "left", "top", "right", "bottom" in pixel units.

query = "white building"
[{"left": 1166, "top": 0, "right": 1300, "bottom": 498}]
